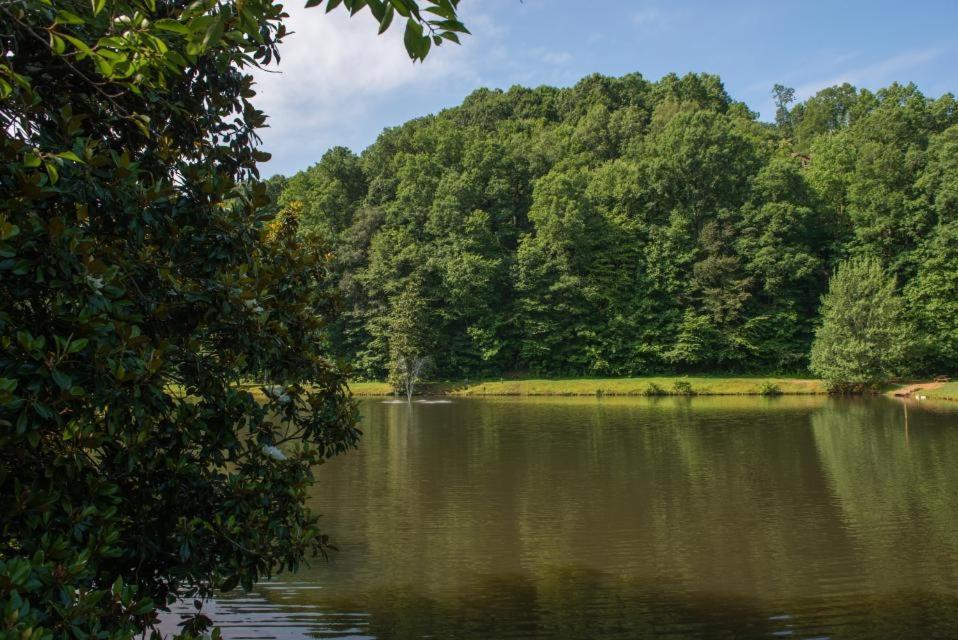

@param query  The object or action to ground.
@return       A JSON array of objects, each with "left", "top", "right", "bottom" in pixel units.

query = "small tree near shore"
[{"left": 810, "top": 257, "right": 914, "bottom": 392}]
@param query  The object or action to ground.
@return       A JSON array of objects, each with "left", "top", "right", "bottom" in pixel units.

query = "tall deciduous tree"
[{"left": 772, "top": 84, "right": 795, "bottom": 131}]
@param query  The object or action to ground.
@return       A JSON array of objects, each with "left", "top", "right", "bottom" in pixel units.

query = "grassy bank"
[
  {"left": 348, "top": 376, "right": 826, "bottom": 397},
  {"left": 347, "top": 381, "right": 395, "bottom": 395},
  {"left": 923, "top": 382, "right": 958, "bottom": 401}
]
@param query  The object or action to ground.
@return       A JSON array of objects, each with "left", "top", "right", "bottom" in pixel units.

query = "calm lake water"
[{"left": 194, "top": 396, "right": 958, "bottom": 639}]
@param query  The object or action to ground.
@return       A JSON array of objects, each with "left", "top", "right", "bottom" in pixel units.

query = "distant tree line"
[{"left": 272, "top": 73, "right": 958, "bottom": 382}]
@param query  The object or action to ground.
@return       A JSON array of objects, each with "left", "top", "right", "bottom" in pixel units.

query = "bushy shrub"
[
  {"left": 672, "top": 380, "right": 696, "bottom": 396},
  {"left": 759, "top": 381, "right": 782, "bottom": 396},
  {"left": 643, "top": 382, "right": 666, "bottom": 396},
  {"left": 810, "top": 257, "right": 915, "bottom": 392}
]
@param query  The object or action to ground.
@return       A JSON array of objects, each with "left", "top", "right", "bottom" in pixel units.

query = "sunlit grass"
[
  {"left": 347, "top": 376, "right": 826, "bottom": 397},
  {"left": 348, "top": 381, "right": 394, "bottom": 395},
  {"left": 924, "top": 382, "right": 958, "bottom": 401}
]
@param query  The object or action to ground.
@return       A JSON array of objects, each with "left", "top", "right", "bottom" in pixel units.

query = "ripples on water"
[{"left": 168, "top": 397, "right": 958, "bottom": 639}]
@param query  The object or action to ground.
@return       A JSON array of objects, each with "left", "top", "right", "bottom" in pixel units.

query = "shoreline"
[
  {"left": 347, "top": 376, "right": 827, "bottom": 397},
  {"left": 348, "top": 377, "right": 958, "bottom": 401}
]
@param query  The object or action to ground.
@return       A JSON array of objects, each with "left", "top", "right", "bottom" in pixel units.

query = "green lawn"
[
  {"left": 183, "top": 377, "right": 958, "bottom": 401},
  {"left": 348, "top": 381, "right": 395, "bottom": 395},
  {"left": 348, "top": 376, "right": 826, "bottom": 397},
  {"left": 923, "top": 382, "right": 958, "bottom": 401}
]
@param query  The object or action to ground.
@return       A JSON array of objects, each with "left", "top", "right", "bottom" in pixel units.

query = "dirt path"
[{"left": 891, "top": 381, "right": 944, "bottom": 397}]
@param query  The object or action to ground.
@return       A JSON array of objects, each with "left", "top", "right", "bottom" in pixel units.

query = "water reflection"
[
  {"left": 812, "top": 399, "right": 958, "bottom": 592},
  {"left": 196, "top": 397, "right": 958, "bottom": 639}
]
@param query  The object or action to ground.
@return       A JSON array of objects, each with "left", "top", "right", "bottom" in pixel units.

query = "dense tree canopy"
[
  {"left": 0, "top": 1, "right": 466, "bottom": 639},
  {"left": 277, "top": 74, "right": 957, "bottom": 380}
]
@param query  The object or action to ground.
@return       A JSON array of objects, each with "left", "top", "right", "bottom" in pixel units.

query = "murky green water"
[{"left": 197, "top": 396, "right": 958, "bottom": 639}]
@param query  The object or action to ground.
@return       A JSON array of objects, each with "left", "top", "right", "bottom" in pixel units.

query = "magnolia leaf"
[
  {"left": 377, "top": 4, "right": 394, "bottom": 33},
  {"left": 403, "top": 18, "right": 423, "bottom": 59},
  {"left": 154, "top": 19, "right": 190, "bottom": 35},
  {"left": 56, "top": 10, "right": 85, "bottom": 24},
  {"left": 62, "top": 34, "right": 94, "bottom": 59},
  {"left": 51, "top": 369, "right": 72, "bottom": 390},
  {"left": 50, "top": 33, "right": 66, "bottom": 54},
  {"left": 45, "top": 161, "right": 59, "bottom": 184}
]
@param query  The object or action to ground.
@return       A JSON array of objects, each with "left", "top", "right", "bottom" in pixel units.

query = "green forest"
[
  {"left": 270, "top": 73, "right": 958, "bottom": 381},
  {"left": 3, "top": 0, "right": 958, "bottom": 636}
]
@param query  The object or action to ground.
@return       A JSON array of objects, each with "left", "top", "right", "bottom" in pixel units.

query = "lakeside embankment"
[
  {"left": 921, "top": 382, "right": 958, "bottom": 401},
  {"left": 236, "top": 377, "right": 955, "bottom": 400},
  {"left": 348, "top": 377, "right": 827, "bottom": 397}
]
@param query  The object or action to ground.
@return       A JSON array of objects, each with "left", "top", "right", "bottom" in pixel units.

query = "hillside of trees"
[{"left": 271, "top": 73, "right": 958, "bottom": 380}]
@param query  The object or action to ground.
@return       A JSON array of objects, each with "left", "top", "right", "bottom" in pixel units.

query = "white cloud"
[
  {"left": 249, "top": 4, "right": 482, "bottom": 174},
  {"left": 795, "top": 46, "right": 947, "bottom": 99},
  {"left": 744, "top": 51, "right": 863, "bottom": 94}
]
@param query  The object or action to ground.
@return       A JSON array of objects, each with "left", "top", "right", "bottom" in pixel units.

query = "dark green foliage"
[
  {"left": 0, "top": 1, "right": 466, "bottom": 639},
  {"left": 280, "top": 147, "right": 368, "bottom": 237},
  {"left": 906, "top": 222, "right": 958, "bottom": 372},
  {"left": 810, "top": 257, "right": 915, "bottom": 391},
  {"left": 277, "top": 74, "right": 957, "bottom": 381}
]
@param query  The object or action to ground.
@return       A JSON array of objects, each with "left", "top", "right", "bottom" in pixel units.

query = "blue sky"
[{"left": 253, "top": 0, "right": 958, "bottom": 177}]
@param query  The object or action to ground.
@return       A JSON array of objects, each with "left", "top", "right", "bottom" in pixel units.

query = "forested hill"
[{"left": 271, "top": 72, "right": 958, "bottom": 380}]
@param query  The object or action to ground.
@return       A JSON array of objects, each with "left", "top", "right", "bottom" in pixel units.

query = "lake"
[{"left": 192, "top": 396, "right": 958, "bottom": 639}]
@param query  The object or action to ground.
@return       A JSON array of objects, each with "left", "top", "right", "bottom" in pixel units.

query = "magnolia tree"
[{"left": 0, "top": 1, "right": 467, "bottom": 639}]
